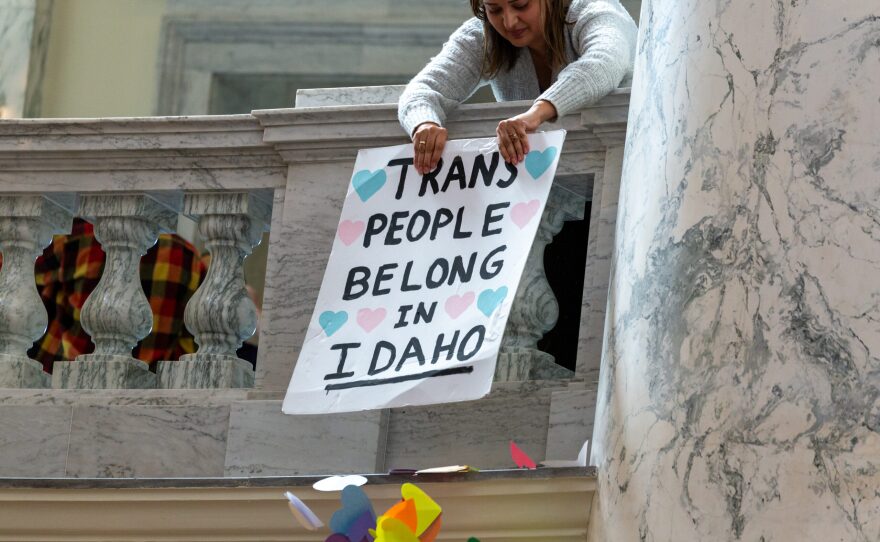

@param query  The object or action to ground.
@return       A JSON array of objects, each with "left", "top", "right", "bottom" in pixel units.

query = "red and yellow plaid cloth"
[{"left": 0, "top": 218, "right": 204, "bottom": 372}]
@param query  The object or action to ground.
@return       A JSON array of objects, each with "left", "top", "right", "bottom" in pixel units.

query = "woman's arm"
[
  {"left": 398, "top": 18, "right": 488, "bottom": 138},
  {"left": 537, "top": 0, "right": 638, "bottom": 117}
]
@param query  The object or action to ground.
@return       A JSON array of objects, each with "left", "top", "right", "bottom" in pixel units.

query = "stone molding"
[{"left": 0, "top": 471, "right": 595, "bottom": 541}]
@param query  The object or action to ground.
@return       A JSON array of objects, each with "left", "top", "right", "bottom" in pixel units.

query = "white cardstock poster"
[{"left": 282, "top": 130, "right": 565, "bottom": 414}]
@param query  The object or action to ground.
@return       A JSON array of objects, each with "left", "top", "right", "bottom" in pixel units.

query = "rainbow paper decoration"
[{"left": 325, "top": 483, "right": 442, "bottom": 542}]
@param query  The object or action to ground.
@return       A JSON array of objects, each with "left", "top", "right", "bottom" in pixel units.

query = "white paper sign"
[{"left": 282, "top": 130, "right": 566, "bottom": 414}]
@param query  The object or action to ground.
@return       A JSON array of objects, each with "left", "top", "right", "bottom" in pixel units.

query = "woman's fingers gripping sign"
[
  {"left": 412, "top": 122, "right": 448, "bottom": 175},
  {"left": 496, "top": 118, "right": 530, "bottom": 165}
]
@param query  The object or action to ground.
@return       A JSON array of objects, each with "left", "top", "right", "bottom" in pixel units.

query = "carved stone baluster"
[
  {"left": 158, "top": 192, "right": 270, "bottom": 389},
  {"left": 0, "top": 195, "right": 73, "bottom": 388},
  {"left": 495, "top": 184, "right": 585, "bottom": 382},
  {"left": 53, "top": 194, "right": 180, "bottom": 389}
]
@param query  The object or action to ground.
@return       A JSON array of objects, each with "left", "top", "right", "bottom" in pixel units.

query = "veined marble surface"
[
  {"left": 224, "top": 401, "right": 386, "bottom": 476},
  {"left": 592, "top": 2, "right": 880, "bottom": 541},
  {"left": 576, "top": 147, "right": 623, "bottom": 383},
  {"left": 0, "top": 195, "right": 72, "bottom": 387},
  {"left": 385, "top": 381, "right": 557, "bottom": 470},
  {"left": 0, "top": 406, "right": 71, "bottom": 477},
  {"left": 295, "top": 85, "right": 406, "bottom": 108},
  {"left": 65, "top": 405, "right": 229, "bottom": 477}
]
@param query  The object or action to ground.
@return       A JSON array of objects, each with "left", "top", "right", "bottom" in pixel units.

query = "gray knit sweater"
[{"left": 398, "top": 0, "right": 638, "bottom": 137}]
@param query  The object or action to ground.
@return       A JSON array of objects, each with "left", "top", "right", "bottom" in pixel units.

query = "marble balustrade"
[
  {"left": 0, "top": 90, "right": 627, "bottom": 392},
  {"left": 0, "top": 89, "right": 628, "bottom": 477}
]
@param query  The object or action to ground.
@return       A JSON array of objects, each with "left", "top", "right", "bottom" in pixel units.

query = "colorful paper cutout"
[
  {"left": 313, "top": 474, "right": 368, "bottom": 492},
  {"left": 400, "top": 483, "right": 441, "bottom": 537},
  {"left": 283, "top": 491, "right": 324, "bottom": 531},
  {"left": 323, "top": 483, "right": 444, "bottom": 542},
  {"left": 384, "top": 498, "right": 418, "bottom": 533},
  {"left": 418, "top": 517, "right": 442, "bottom": 542},
  {"left": 374, "top": 516, "right": 419, "bottom": 542},
  {"left": 329, "top": 485, "right": 376, "bottom": 542},
  {"left": 509, "top": 440, "right": 537, "bottom": 470}
]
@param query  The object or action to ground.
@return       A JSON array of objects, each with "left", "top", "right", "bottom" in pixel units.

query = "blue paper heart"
[
  {"left": 319, "top": 311, "right": 348, "bottom": 336},
  {"left": 477, "top": 286, "right": 508, "bottom": 317},
  {"left": 330, "top": 485, "right": 376, "bottom": 540},
  {"left": 351, "top": 169, "right": 387, "bottom": 202},
  {"left": 525, "top": 147, "right": 558, "bottom": 179}
]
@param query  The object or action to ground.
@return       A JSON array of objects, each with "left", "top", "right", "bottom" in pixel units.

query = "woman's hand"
[
  {"left": 496, "top": 100, "right": 558, "bottom": 165},
  {"left": 412, "top": 122, "right": 448, "bottom": 174}
]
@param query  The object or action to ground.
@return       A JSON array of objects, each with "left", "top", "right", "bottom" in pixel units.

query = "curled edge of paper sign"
[
  {"left": 283, "top": 491, "right": 324, "bottom": 531},
  {"left": 541, "top": 440, "right": 590, "bottom": 468},
  {"left": 414, "top": 465, "right": 472, "bottom": 474},
  {"left": 313, "top": 474, "right": 369, "bottom": 492}
]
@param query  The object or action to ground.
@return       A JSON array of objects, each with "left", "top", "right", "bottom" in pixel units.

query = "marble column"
[
  {"left": 53, "top": 194, "right": 180, "bottom": 389},
  {"left": 495, "top": 185, "right": 581, "bottom": 382},
  {"left": 0, "top": 195, "right": 72, "bottom": 387},
  {"left": 157, "top": 192, "right": 269, "bottom": 389},
  {"left": 590, "top": 2, "right": 880, "bottom": 541}
]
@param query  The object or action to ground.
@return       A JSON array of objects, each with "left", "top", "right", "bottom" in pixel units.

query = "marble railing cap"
[
  {"left": 254, "top": 89, "right": 630, "bottom": 163},
  {"left": 0, "top": 87, "right": 629, "bottom": 189},
  {"left": 0, "top": 466, "right": 596, "bottom": 489},
  {"left": 0, "top": 114, "right": 287, "bottom": 192}
]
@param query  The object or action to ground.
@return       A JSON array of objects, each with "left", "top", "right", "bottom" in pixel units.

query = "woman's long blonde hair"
[{"left": 470, "top": 0, "right": 573, "bottom": 78}]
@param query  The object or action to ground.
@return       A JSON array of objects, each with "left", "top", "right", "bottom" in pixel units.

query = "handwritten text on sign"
[{"left": 282, "top": 130, "right": 565, "bottom": 414}]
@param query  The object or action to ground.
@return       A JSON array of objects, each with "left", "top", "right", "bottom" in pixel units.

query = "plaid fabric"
[{"left": 0, "top": 218, "right": 204, "bottom": 372}]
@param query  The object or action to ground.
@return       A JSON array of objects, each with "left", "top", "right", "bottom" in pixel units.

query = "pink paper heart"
[
  {"left": 356, "top": 308, "right": 386, "bottom": 332},
  {"left": 509, "top": 441, "right": 537, "bottom": 470},
  {"left": 445, "top": 292, "right": 475, "bottom": 319},
  {"left": 511, "top": 200, "right": 540, "bottom": 228},
  {"left": 338, "top": 220, "right": 366, "bottom": 246}
]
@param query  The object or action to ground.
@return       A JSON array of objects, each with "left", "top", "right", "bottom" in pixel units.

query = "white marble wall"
[
  {"left": 224, "top": 401, "right": 386, "bottom": 476},
  {"left": 591, "top": 2, "right": 880, "bottom": 541}
]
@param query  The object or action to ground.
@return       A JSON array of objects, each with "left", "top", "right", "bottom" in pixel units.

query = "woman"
[{"left": 398, "top": 0, "right": 637, "bottom": 174}]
